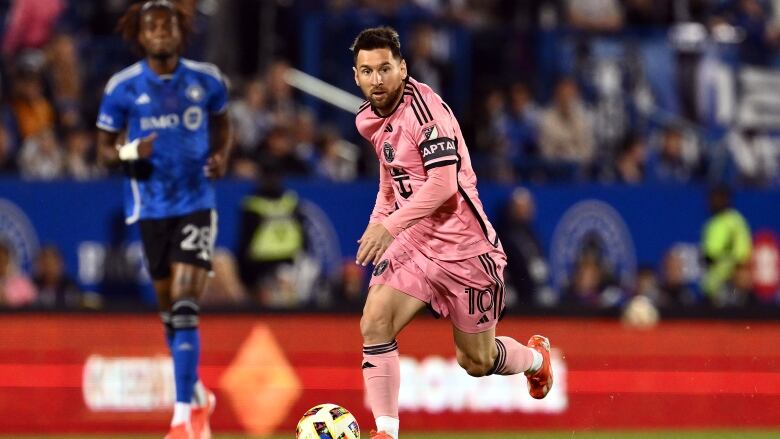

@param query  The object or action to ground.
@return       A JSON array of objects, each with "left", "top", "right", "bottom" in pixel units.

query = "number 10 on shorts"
[{"left": 465, "top": 287, "right": 495, "bottom": 315}]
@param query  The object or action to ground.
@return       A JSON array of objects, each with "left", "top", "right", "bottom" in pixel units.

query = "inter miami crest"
[
  {"left": 383, "top": 142, "right": 395, "bottom": 163},
  {"left": 373, "top": 259, "right": 389, "bottom": 276}
]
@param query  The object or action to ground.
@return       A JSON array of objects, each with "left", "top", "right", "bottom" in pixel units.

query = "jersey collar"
[{"left": 141, "top": 58, "right": 184, "bottom": 84}]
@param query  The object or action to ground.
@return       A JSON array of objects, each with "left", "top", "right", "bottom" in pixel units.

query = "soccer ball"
[{"left": 295, "top": 403, "right": 360, "bottom": 439}]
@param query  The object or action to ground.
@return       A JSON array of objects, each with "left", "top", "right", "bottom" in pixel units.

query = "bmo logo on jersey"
[
  {"left": 140, "top": 106, "right": 203, "bottom": 131},
  {"left": 140, "top": 114, "right": 180, "bottom": 130}
]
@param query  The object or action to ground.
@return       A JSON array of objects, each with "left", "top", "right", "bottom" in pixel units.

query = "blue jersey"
[{"left": 96, "top": 59, "right": 228, "bottom": 223}]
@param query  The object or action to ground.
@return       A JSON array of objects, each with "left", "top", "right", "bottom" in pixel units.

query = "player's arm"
[
  {"left": 97, "top": 129, "right": 156, "bottom": 167},
  {"left": 369, "top": 162, "right": 396, "bottom": 223},
  {"left": 204, "top": 112, "right": 233, "bottom": 179},
  {"left": 96, "top": 81, "right": 154, "bottom": 167},
  {"left": 382, "top": 163, "right": 456, "bottom": 236},
  {"left": 204, "top": 70, "right": 234, "bottom": 179}
]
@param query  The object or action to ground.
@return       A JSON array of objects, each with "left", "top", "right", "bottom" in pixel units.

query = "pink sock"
[
  {"left": 491, "top": 336, "right": 535, "bottom": 375},
  {"left": 362, "top": 340, "right": 400, "bottom": 419}
]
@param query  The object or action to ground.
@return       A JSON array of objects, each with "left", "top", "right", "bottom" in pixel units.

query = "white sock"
[
  {"left": 376, "top": 416, "right": 399, "bottom": 438},
  {"left": 171, "top": 402, "right": 191, "bottom": 426},
  {"left": 528, "top": 349, "right": 543, "bottom": 374},
  {"left": 192, "top": 380, "right": 208, "bottom": 408}
]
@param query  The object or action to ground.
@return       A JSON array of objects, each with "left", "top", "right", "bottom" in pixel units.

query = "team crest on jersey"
[
  {"left": 383, "top": 142, "right": 395, "bottom": 163},
  {"left": 423, "top": 125, "right": 439, "bottom": 140},
  {"left": 186, "top": 84, "right": 205, "bottom": 103},
  {"left": 373, "top": 259, "right": 389, "bottom": 276}
]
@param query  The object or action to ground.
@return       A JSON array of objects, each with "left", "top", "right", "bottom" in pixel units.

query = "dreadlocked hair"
[{"left": 116, "top": 0, "right": 193, "bottom": 55}]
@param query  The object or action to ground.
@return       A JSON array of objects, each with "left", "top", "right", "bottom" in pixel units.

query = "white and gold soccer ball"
[{"left": 295, "top": 403, "right": 360, "bottom": 439}]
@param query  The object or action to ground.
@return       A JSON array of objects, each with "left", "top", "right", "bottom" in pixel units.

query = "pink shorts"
[{"left": 369, "top": 239, "right": 507, "bottom": 333}]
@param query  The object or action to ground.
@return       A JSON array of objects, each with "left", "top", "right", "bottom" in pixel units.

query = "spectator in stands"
[
  {"left": 32, "top": 244, "right": 82, "bottom": 309},
  {"left": 566, "top": 0, "right": 624, "bottom": 32},
  {"left": 633, "top": 266, "right": 663, "bottom": 305},
  {"left": 45, "top": 34, "right": 83, "bottom": 130},
  {"left": 647, "top": 125, "right": 701, "bottom": 184},
  {"left": 265, "top": 60, "right": 298, "bottom": 127},
  {"left": 18, "top": 129, "right": 64, "bottom": 180},
  {"left": 623, "top": 0, "right": 675, "bottom": 26},
  {"left": 497, "top": 187, "right": 550, "bottom": 307},
  {"left": 10, "top": 63, "right": 55, "bottom": 140},
  {"left": 407, "top": 23, "right": 449, "bottom": 94},
  {"left": 317, "top": 126, "right": 360, "bottom": 182},
  {"left": 609, "top": 135, "right": 647, "bottom": 184},
  {"left": 562, "top": 247, "right": 625, "bottom": 308},
  {"left": 260, "top": 126, "right": 309, "bottom": 176},
  {"left": 229, "top": 78, "right": 274, "bottom": 155},
  {"left": 539, "top": 78, "right": 595, "bottom": 171},
  {"left": 701, "top": 185, "right": 753, "bottom": 306},
  {"left": 0, "top": 240, "right": 36, "bottom": 308},
  {"left": 727, "top": 127, "right": 780, "bottom": 187},
  {"left": 659, "top": 246, "right": 699, "bottom": 307},
  {"left": 294, "top": 110, "right": 320, "bottom": 170},
  {"left": 64, "top": 127, "right": 100, "bottom": 180},
  {"left": 475, "top": 88, "right": 513, "bottom": 182},
  {"left": 237, "top": 162, "right": 308, "bottom": 305},
  {"left": 713, "top": 0, "right": 780, "bottom": 66},
  {"left": 505, "top": 82, "right": 540, "bottom": 178},
  {"left": 1, "top": 0, "right": 64, "bottom": 57},
  {"left": 0, "top": 125, "right": 18, "bottom": 175}
]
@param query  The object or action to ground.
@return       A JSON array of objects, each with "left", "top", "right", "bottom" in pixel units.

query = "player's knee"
[
  {"left": 171, "top": 298, "right": 200, "bottom": 330},
  {"left": 360, "top": 311, "right": 394, "bottom": 344},
  {"left": 457, "top": 350, "right": 494, "bottom": 377}
]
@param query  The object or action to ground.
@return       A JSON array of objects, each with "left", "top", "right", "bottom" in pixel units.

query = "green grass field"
[{"left": 9, "top": 432, "right": 780, "bottom": 439}]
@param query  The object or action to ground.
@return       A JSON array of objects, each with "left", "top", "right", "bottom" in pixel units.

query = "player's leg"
[
  {"left": 361, "top": 283, "right": 427, "bottom": 439},
  {"left": 446, "top": 251, "right": 553, "bottom": 398},
  {"left": 168, "top": 262, "right": 209, "bottom": 430},
  {"left": 166, "top": 209, "right": 217, "bottom": 437}
]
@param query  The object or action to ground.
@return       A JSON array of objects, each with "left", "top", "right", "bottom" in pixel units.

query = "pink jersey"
[{"left": 356, "top": 77, "right": 502, "bottom": 261}]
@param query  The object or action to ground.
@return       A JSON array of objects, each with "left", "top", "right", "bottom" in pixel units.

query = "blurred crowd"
[
  {"left": 2, "top": 0, "right": 780, "bottom": 315},
  {"left": 1, "top": 0, "right": 780, "bottom": 186}
]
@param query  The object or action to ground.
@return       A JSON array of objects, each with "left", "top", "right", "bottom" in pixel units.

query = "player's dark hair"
[
  {"left": 350, "top": 27, "right": 403, "bottom": 64},
  {"left": 116, "top": 0, "right": 193, "bottom": 55}
]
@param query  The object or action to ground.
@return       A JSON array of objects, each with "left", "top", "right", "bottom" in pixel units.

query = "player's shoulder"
[
  {"left": 104, "top": 61, "right": 144, "bottom": 95},
  {"left": 180, "top": 58, "right": 227, "bottom": 85},
  {"left": 403, "top": 77, "right": 450, "bottom": 127}
]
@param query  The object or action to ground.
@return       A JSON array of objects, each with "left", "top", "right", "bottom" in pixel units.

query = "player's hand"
[
  {"left": 137, "top": 132, "right": 157, "bottom": 159},
  {"left": 356, "top": 223, "right": 394, "bottom": 266},
  {"left": 204, "top": 152, "right": 228, "bottom": 179}
]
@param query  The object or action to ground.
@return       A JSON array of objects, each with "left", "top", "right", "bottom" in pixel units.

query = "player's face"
[
  {"left": 354, "top": 48, "right": 407, "bottom": 114},
  {"left": 138, "top": 9, "right": 181, "bottom": 59}
]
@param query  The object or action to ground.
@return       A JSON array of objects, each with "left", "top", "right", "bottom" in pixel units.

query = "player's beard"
[{"left": 369, "top": 82, "right": 404, "bottom": 114}]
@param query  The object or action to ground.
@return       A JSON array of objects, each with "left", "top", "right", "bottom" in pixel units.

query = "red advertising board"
[{"left": 0, "top": 314, "right": 778, "bottom": 434}]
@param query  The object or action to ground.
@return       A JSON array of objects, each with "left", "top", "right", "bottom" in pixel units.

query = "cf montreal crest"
[
  {"left": 373, "top": 259, "right": 389, "bottom": 276},
  {"left": 383, "top": 142, "right": 395, "bottom": 163}
]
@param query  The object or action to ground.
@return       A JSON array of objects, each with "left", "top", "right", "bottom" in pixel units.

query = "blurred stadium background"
[{"left": 2, "top": 0, "right": 780, "bottom": 436}]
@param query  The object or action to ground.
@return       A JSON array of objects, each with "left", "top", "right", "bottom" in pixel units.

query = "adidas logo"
[
  {"left": 361, "top": 362, "right": 377, "bottom": 369},
  {"left": 135, "top": 93, "right": 151, "bottom": 105},
  {"left": 177, "top": 342, "right": 193, "bottom": 351},
  {"left": 384, "top": 124, "right": 393, "bottom": 133},
  {"left": 477, "top": 314, "right": 489, "bottom": 325}
]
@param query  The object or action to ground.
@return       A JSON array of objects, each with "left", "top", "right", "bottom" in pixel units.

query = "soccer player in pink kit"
[{"left": 352, "top": 27, "right": 554, "bottom": 439}]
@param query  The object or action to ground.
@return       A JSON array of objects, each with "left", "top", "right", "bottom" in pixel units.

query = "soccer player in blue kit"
[{"left": 95, "top": 1, "right": 232, "bottom": 438}]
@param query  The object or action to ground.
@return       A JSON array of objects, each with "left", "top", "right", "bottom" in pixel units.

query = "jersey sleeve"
[
  {"left": 96, "top": 85, "right": 128, "bottom": 132},
  {"left": 413, "top": 97, "right": 459, "bottom": 172},
  {"left": 369, "top": 162, "right": 396, "bottom": 223},
  {"left": 207, "top": 72, "right": 229, "bottom": 115}
]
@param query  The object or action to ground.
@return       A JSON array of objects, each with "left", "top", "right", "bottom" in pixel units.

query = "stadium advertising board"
[{"left": 0, "top": 314, "right": 777, "bottom": 434}]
